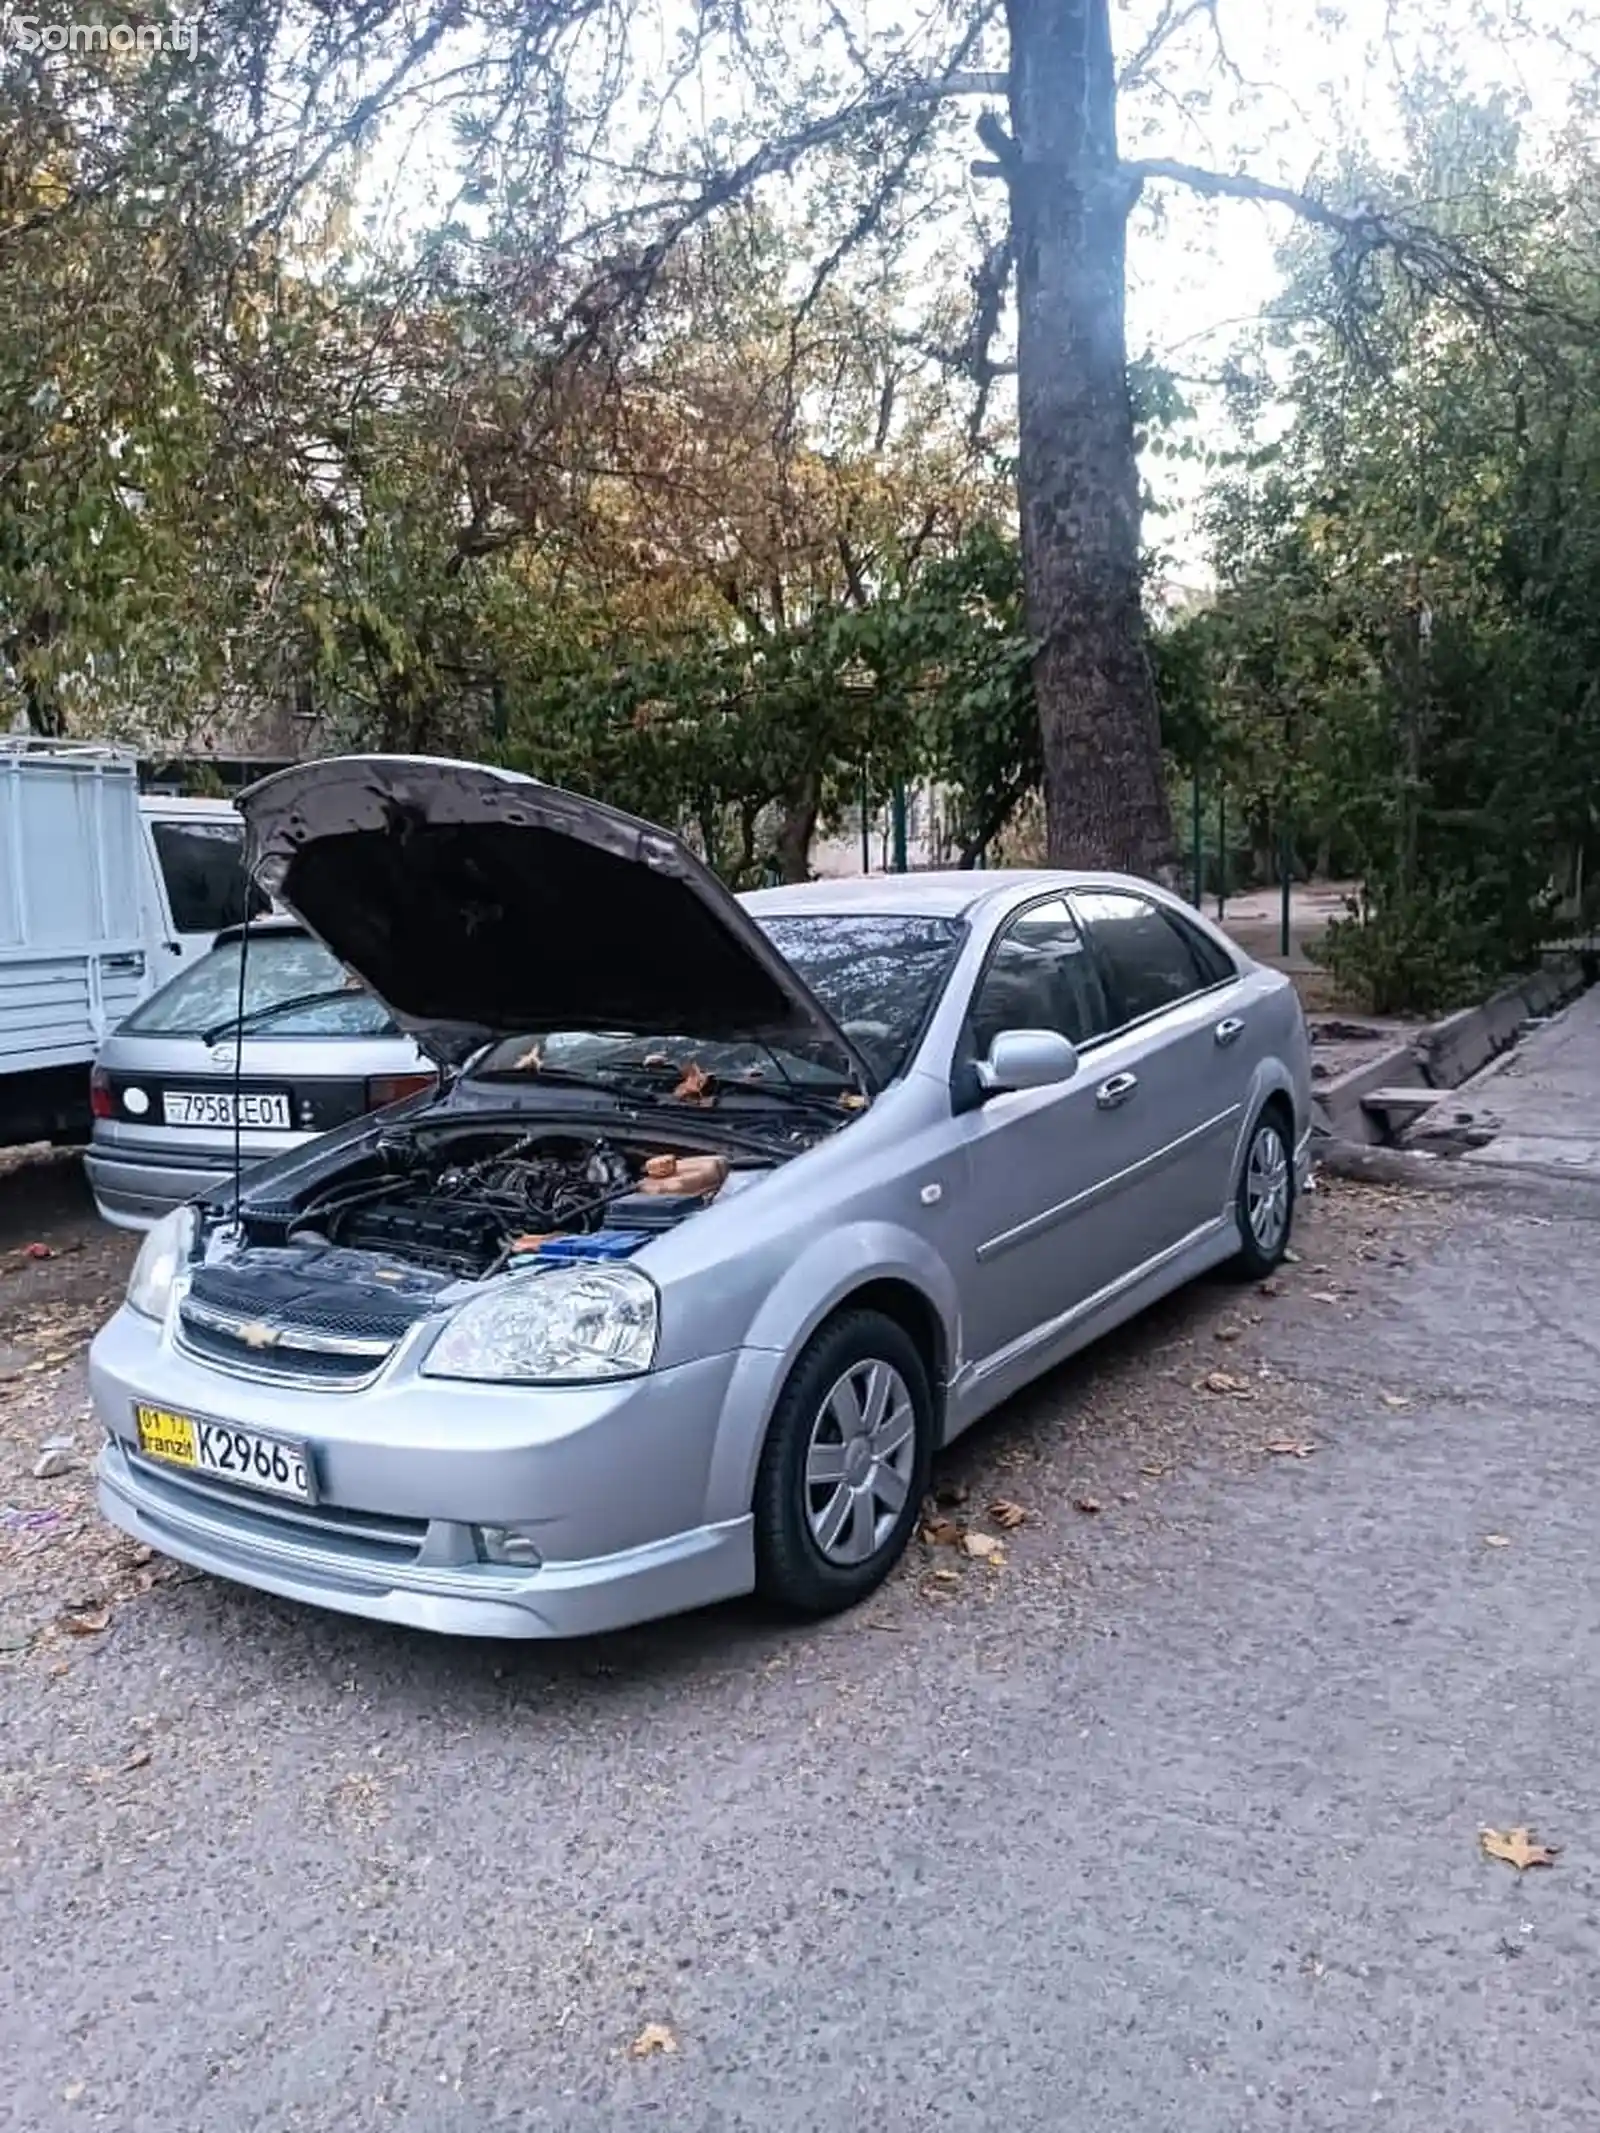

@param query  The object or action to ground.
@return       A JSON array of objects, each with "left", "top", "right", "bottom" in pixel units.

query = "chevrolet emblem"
[{"left": 237, "top": 1320, "right": 280, "bottom": 1351}]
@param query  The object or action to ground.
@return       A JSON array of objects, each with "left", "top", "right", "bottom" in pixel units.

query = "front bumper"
[{"left": 88, "top": 1306, "right": 758, "bottom": 1639}]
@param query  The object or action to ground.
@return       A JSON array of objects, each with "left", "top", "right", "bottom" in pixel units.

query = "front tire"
[
  {"left": 1232, "top": 1105, "right": 1295, "bottom": 1278},
  {"left": 753, "top": 1310, "right": 934, "bottom": 1619}
]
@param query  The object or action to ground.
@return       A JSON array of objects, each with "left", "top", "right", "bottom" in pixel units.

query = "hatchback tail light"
[
  {"left": 90, "top": 1067, "right": 114, "bottom": 1120},
  {"left": 364, "top": 1072, "right": 436, "bottom": 1113}
]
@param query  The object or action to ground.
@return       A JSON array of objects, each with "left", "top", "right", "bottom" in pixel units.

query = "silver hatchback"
[
  {"left": 89, "top": 757, "right": 1313, "bottom": 1639},
  {"left": 86, "top": 918, "right": 435, "bottom": 1229}
]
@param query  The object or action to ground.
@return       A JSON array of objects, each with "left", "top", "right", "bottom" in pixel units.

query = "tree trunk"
[
  {"left": 1004, "top": 0, "right": 1176, "bottom": 881},
  {"left": 775, "top": 774, "right": 819, "bottom": 882}
]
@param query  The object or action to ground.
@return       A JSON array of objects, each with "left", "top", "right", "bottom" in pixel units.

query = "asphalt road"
[{"left": 3, "top": 1149, "right": 1598, "bottom": 2132}]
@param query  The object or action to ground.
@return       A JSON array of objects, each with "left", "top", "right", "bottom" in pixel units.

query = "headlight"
[
  {"left": 126, "top": 1204, "right": 196, "bottom": 1321},
  {"left": 421, "top": 1264, "right": 658, "bottom": 1385}
]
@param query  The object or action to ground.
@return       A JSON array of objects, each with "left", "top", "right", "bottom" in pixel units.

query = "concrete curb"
[{"left": 1313, "top": 953, "right": 1590, "bottom": 1147}]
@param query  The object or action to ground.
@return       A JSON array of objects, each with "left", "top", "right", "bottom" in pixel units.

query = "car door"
[
  {"left": 953, "top": 896, "right": 1162, "bottom": 1378},
  {"left": 1066, "top": 888, "right": 1248, "bottom": 1263}
]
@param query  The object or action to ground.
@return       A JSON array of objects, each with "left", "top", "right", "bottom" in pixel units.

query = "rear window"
[
  {"left": 121, "top": 932, "right": 396, "bottom": 1038},
  {"left": 148, "top": 818, "right": 269, "bottom": 936}
]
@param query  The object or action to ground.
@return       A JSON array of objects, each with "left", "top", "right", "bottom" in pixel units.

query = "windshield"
[
  {"left": 121, "top": 932, "right": 396, "bottom": 1039},
  {"left": 471, "top": 911, "right": 964, "bottom": 1089}
]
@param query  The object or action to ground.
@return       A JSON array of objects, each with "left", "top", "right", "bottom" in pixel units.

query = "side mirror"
[{"left": 976, "top": 1027, "right": 1080, "bottom": 1095}]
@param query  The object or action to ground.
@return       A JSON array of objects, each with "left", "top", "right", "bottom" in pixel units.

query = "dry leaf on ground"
[
  {"left": 629, "top": 2023, "right": 678, "bottom": 2059},
  {"left": 961, "top": 1530, "right": 1004, "bottom": 1561},
  {"left": 1308, "top": 1290, "right": 1342, "bottom": 1304},
  {"left": 988, "top": 1499, "right": 1028, "bottom": 1530},
  {"left": 1264, "top": 1437, "right": 1317, "bottom": 1459},
  {"left": 1213, "top": 1324, "right": 1242, "bottom": 1343},
  {"left": 933, "top": 1480, "right": 970, "bottom": 1509},
  {"left": 60, "top": 1607, "right": 111, "bottom": 1636},
  {"left": 121, "top": 1747, "right": 152, "bottom": 1772},
  {"left": 918, "top": 1514, "right": 962, "bottom": 1548},
  {"left": 1380, "top": 1392, "right": 1411, "bottom": 1410},
  {"left": 1483, "top": 1534, "right": 1512, "bottom": 1548},
  {"left": 1258, "top": 1278, "right": 1284, "bottom": 1298},
  {"left": 1480, "top": 1827, "right": 1559, "bottom": 1871},
  {"left": 1197, "top": 1370, "right": 1255, "bottom": 1398},
  {"left": 1073, "top": 1496, "right": 1103, "bottom": 1515}
]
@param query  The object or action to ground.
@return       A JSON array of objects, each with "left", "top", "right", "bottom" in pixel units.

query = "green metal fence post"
[
  {"left": 1191, "top": 764, "right": 1203, "bottom": 908},
  {"left": 1279, "top": 818, "right": 1293, "bottom": 961},
  {"left": 891, "top": 783, "right": 908, "bottom": 873},
  {"left": 860, "top": 770, "right": 871, "bottom": 875},
  {"left": 1216, "top": 790, "right": 1227, "bottom": 922}
]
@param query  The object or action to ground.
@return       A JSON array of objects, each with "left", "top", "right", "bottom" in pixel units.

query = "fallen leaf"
[
  {"left": 62, "top": 2081, "right": 85, "bottom": 2104},
  {"left": 1483, "top": 1534, "right": 1512, "bottom": 1548},
  {"left": 1480, "top": 1827, "right": 1559, "bottom": 1871},
  {"left": 839, "top": 1091, "right": 869, "bottom": 1110},
  {"left": 928, "top": 1567, "right": 961, "bottom": 1586},
  {"left": 918, "top": 1515, "right": 961, "bottom": 1548},
  {"left": 960, "top": 1530, "right": 1004, "bottom": 1560},
  {"left": 629, "top": 2023, "right": 678, "bottom": 2058},
  {"left": 60, "top": 1607, "right": 110, "bottom": 1636},
  {"left": 1308, "top": 1290, "right": 1342, "bottom": 1304},
  {"left": 933, "top": 1480, "right": 970, "bottom": 1509},
  {"left": 23, "top": 1242, "right": 55, "bottom": 1261},
  {"left": 1380, "top": 1393, "right": 1411, "bottom": 1410},
  {"left": 1073, "top": 1496, "right": 1103, "bottom": 1515},
  {"left": 1258, "top": 1278, "right": 1284, "bottom": 1298},
  {"left": 122, "top": 1746, "right": 152, "bottom": 1772},
  {"left": 671, "top": 1061, "right": 714, "bottom": 1103},
  {"left": 1283, "top": 1247, "right": 1302, "bottom": 1263},
  {"left": 512, "top": 1044, "right": 542, "bottom": 1071},
  {"left": 1213, "top": 1324, "right": 1242, "bottom": 1343},
  {"left": 1264, "top": 1437, "right": 1318, "bottom": 1459},
  {"left": 31, "top": 1447, "right": 77, "bottom": 1480},
  {"left": 988, "top": 1498, "right": 1028, "bottom": 1530},
  {"left": 1196, "top": 1370, "right": 1255, "bottom": 1398},
  {"left": 1140, "top": 1462, "right": 1168, "bottom": 1478}
]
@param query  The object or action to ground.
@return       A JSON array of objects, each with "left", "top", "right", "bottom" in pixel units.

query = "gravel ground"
[{"left": 2, "top": 1150, "right": 1596, "bottom": 2132}]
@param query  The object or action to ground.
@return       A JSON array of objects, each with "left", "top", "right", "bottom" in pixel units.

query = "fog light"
[{"left": 475, "top": 1524, "right": 543, "bottom": 1568}]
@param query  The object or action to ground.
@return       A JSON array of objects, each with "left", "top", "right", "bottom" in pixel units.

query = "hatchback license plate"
[
  {"left": 161, "top": 1090, "right": 291, "bottom": 1130},
  {"left": 134, "top": 1404, "right": 314, "bottom": 1502}
]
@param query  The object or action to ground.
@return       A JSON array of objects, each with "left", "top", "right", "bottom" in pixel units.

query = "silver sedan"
[
  {"left": 86, "top": 918, "right": 435, "bottom": 1229},
  {"left": 89, "top": 757, "right": 1312, "bottom": 1639}
]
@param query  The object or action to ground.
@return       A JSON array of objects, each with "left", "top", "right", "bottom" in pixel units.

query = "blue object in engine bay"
[{"left": 526, "top": 1230, "right": 652, "bottom": 1264}]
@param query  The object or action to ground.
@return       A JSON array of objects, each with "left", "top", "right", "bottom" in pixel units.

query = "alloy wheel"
[{"left": 803, "top": 1358, "right": 917, "bottom": 1567}]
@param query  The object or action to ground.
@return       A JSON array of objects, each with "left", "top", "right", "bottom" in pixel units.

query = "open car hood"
[{"left": 235, "top": 756, "right": 875, "bottom": 1086}]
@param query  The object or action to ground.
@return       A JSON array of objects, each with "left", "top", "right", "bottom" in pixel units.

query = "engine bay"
[{"left": 240, "top": 1126, "right": 760, "bottom": 1281}]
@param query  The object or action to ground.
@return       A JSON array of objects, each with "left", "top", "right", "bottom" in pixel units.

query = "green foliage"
[{"left": 1159, "top": 96, "right": 1600, "bottom": 1007}]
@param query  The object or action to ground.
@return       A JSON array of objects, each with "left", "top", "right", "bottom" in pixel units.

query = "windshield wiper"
[{"left": 202, "top": 987, "right": 365, "bottom": 1045}]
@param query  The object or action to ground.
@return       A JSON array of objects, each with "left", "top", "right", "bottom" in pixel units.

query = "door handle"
[
  {"left": 1214, "top": 1017, "right": 1245, "bottom": 1046},
  {"left": 1095, "top": 1071, "right": 1139, "bottom": 1109}
]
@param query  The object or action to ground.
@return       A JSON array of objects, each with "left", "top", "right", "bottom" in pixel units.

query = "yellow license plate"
[
  {"left": 132, "top": 1404, "right": 314, "bottom": 1501},
  {"left": 135, "top": 1405, "right": 198, "bottom": 1467}
]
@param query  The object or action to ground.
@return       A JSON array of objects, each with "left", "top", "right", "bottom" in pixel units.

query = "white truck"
[{"left": 0, "top": 739, "right": 258, "bottom": 1147}]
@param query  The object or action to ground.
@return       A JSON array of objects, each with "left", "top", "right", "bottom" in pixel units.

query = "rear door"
[{"left": 1066, "top": 888, "right": 1248, "bottom": 1256}]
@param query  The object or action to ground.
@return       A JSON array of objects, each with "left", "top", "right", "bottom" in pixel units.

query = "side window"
[
  {"left": 966, "top": 899, "right": 1111, "bottom": 1056},
  {"left": 149, "top": 820, "right": 267, "bottom": 935},
  {"left": 1071, "top": 890, "right": 1228, "bottom": 1025}
]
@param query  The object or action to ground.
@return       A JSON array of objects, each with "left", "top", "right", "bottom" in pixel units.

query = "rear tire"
[
  {"left": 753, "top": 1310, "right": 934, "bottom": 1619},
  {"left": 1232, "top": 1105, "right": 1295, "bottom": 1279}
]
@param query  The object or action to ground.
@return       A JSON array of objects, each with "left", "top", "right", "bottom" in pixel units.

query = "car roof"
[
  {"left": 740, "top": 869, "right": 1163, "bottom": 921},
  {"left": 211, "top": 915, "right": 309, "bottom": 947}
]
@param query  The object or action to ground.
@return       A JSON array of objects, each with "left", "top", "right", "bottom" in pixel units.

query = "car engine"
[{"left": 262, "top": 1128, "right": 747, "bottom": 1281}]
